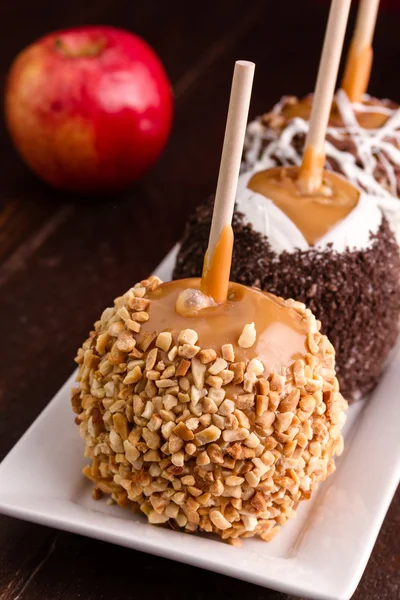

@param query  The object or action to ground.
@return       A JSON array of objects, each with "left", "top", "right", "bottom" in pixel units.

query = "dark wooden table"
[{"left": 1, "top": 1, "right": 399, "bottom": 598}]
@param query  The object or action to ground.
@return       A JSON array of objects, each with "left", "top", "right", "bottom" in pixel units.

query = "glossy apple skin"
[{"left": 5, "top": 26, "right": 173, "bottom": 193}]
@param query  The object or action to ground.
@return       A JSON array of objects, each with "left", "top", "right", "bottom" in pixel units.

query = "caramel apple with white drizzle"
[
  {"left": 71, "top": 58, "right": 348, "bottom": 542},
  {"left": 269, "top": 0, "right": 384, "bottom": 130},
  {"left": 282, "top": 0, "right": 384, "bottom": 134}
]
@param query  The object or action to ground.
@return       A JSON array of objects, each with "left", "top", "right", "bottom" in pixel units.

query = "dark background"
[{"left": 1, "top": 1, "right": 399, "bottom": 598}]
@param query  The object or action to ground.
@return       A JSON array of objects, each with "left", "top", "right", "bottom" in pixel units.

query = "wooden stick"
[
  {"left": 201, "top": 60, "right": 255, "bottom": 303},
  {"left": 342, "top": 0, "right": 380, "bottom": 102},
  {"left": 298, "top": 0, "right": 352, "bottom": 194}
]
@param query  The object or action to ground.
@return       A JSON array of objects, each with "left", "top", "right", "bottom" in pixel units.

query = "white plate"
[{"left": 1, "top": 245, "right": 399, "bottom": 600}]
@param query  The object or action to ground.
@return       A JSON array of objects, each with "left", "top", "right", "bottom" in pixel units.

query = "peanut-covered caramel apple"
[{"left": 72, "top": 275, "right": 347, "bottom": 542}]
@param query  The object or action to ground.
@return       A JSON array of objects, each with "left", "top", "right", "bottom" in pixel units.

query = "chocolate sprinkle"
[{"left": 173, "top": 200, "right": 400, "bottom": 401}]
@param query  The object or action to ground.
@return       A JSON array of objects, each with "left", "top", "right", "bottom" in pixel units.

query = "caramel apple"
[{"left": 72, "top": 274, "right": 346, "bottom": 541}]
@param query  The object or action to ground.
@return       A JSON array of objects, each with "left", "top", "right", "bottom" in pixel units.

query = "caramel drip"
[
  {"left": 141, "top": 278, "right": 308, "bottom": 373},
  {"left": 248, "top": 166, "right": 359, "bottom": 245},
  {"left": 281, "top": 94, "right": 390, "bottom": 130},
  {"left": 342, "top": 42, "right": 373, "bottom": 105},
  {"left": 201, "top": 225, "right": 234, "bottom": 303}
]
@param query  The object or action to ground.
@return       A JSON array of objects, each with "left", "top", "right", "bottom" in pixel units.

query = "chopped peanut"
[{"left": 238, "top": 322, "right": 256, "bottom": 348}]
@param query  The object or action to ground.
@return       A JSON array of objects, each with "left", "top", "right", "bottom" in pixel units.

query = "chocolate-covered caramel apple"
[
  {"left": 174, "top": 0, "right": 400, "bottom": 401},
  {"left": 174, "top": 166, "right": 400, "bottom": 401},
  {"left": 72, "top": 59, "right": 347, "bottom": 543}
]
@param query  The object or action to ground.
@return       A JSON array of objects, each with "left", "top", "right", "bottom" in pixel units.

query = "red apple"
[{"left": 5, "top": 26, "right": 173, "bottom": 193}]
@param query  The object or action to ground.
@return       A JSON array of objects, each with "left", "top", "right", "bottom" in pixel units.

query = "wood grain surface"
[{"left": 0, "top": 1, "right": 399, "bottom": 598}]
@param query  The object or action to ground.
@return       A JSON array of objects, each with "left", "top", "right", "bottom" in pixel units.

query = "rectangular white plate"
[{"left": 1, "top": 245, "right": 399, "bottom": 600}]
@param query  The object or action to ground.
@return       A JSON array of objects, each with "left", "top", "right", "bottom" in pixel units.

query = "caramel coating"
[
  {"left": 142, "top": 278, "right": 309, "bottom": 372},
  {"left": 248, "top": 166, "right": 359, "bottom": 245}
]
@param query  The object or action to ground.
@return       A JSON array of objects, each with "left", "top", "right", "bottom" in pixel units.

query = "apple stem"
[{"left": 54, "top": 37, "right": 107, "bottom": 58}]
